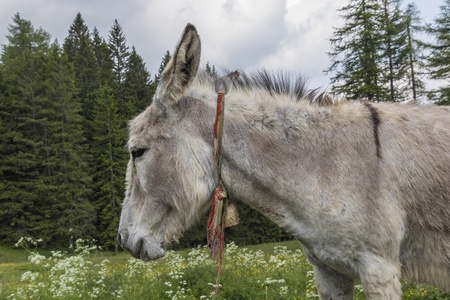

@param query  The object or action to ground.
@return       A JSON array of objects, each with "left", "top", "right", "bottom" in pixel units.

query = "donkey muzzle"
[{"left": 118, "top": 230, "right": 165, "bottom": 261}]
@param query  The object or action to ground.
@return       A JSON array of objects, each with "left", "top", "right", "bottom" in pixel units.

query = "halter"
[{"left": 206, "top": 91, "right": 239, "bottom": 295}]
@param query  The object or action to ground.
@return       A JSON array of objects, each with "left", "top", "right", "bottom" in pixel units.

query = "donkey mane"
[{"left": 194, "top": 69, "right": 343, "bottom": 106}]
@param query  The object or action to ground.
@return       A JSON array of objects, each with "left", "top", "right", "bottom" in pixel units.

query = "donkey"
[{"left": 118, "top": 24, "right": 450, "bottom": 299}]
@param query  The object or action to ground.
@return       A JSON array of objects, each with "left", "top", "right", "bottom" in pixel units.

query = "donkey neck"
[
  {"left": 212, "top": 94, "right": 381, "bottom": 246},
  {"left": 217, "top": 95, "right": 342, "bottom": 230},
  {"left": 186, "top": 89, "right": 376, "bottom": 241}
]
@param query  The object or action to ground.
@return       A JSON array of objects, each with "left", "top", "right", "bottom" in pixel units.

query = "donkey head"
[{"left": 118, "top": 24, "right": 216, "bottom": 260}]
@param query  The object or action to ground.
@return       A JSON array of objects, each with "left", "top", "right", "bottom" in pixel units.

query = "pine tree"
[
  {"left": 43, "top": 44, "right": 96, "bottom": 243},
  {"left": 154, "top": 50, "right": 171, "bottom": 84},
  {"left": 377, "top": 0, "right": 426, "bottom": 101},
  {"left": 108, "top": 19, "right": 131, "bottom": 121},
  {"left": 63, "top": 13, "right": 97, "bottom": 120},
  {"left": 205, "top": 61, "right": 218, "bottom": 78},
  {"left": 0, "top": 14, "right": 56, "bottom": 244},
  {"left": 423, "top": 0, "right": 450, "bottom": 104},
  {"left": 123, "top": 46, "right": 154, "bottom": 115},
  {"left": 404, "top": 3, "right": 426, "bottom": 101},
  {"left": 379, "top": 0, "right": 409, "bottom": 101},
  {"left": 108, "top": 19, "right": 129, "bottom": 86},
  {"left": 92, "top": 27, "right": 114, "bottom": 89},
  {"left": 326, "top": 0, "right": 384, "bottom": 101},
  {"left": 89, "top": 83, "right": 128, "bottom": 251}
]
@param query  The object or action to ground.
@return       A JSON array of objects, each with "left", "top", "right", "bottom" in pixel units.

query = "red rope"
[
  {"left": 207, "top": 188, "right": 226, "bottom": 258},
  {"left": 214, "top": 93, "right": 224, "bottom": 138},
  {"left": 207, "top": 92, "right": 227, "bottom": 296}
]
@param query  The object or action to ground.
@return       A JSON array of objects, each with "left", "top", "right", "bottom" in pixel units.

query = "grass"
[{"left": 0, "top": 239, "right": 448, "bottom": 299}]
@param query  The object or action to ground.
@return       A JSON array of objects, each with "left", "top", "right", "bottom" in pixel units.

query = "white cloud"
[
  {"left": 0, "top": 0, "right": 442, "bottom": 88},
  {"left": 256, "top": 0, "right": 347, "bottom": 87},
  {"left": 131, "top": 0, "right": 288, "bottom": 72}
]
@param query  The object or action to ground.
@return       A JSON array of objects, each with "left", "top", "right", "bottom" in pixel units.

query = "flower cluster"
[
  {"left": 14, "top": 237, "right": 43, "bottom": 249},
  {"left": 8, "top": 238, "right": 118, "bottom": 300},
  {"left": 305, "top": 270, "right": 320, "bottom": 298}
]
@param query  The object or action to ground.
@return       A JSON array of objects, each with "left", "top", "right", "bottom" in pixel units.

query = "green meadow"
[{"left": 0, "top": 239, "right": 448, "bottom": 299}]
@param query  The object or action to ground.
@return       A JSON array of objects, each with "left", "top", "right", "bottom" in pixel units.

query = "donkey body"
[{"left": 118, "top": 24, "right": 450, "bottom": 299}]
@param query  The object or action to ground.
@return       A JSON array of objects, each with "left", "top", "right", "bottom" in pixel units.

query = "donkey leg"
[
  {"left": 359, "top": 257, "right": 402, "bottom": 300},
  {"left": 312, "top": 264, "right": 355, "bottom": 300}
]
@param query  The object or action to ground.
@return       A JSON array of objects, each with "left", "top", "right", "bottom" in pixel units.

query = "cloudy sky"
[{"left": 0, "top": 0, "right": 442, "bottom": 88}]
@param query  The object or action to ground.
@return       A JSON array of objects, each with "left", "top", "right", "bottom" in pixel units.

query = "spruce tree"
[
  {"left": 404, "top": 3, "right": 425, "bottom": 101},
  {"left": 108, "top": 19, "right": 131, "bottom": 121},
  {"left": 379, "top": 0, "right": 409, "bottom": 101},
  {"left": 90, "top": 83, "right": 128, "bottom": 251},
  {"left": 154, "top": 50, "right": 171, "bottom": 84},
  {"left": 123, "top": 46, "right": 154, "bottom": 115},
  {"left": 0, "top": 14, "right": 56, "bottom": 244},
  {"left": 326, "top": 0, "right": 384, "bottom": 101},
  {"left": 205, "top": 61, "right": 218, "bottom": 78},
  {"left": 108, "top": 19, "right": 129, "bottom": 86},
  {"left": 63, "top": 13, "right": 97, "bottom": 120},
  {"left": 378, "top": 0, "right": 426, "bottom": 101},
  {"left": 43, "top": 44, "right": 96, "bottom": 243},
  {"left": 423, "top": 0, "right": 450, "bottom": 104},
  {"left": 92, "top": 27, "right": 114, "bottom": 89}
]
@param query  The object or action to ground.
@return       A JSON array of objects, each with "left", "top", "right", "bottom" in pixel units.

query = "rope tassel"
[
  {"left": 206, "top": 92, "right": 239, "bottom": 295},
  {"left": 207, "top": 188, "right": 226, "bottom": 279}
]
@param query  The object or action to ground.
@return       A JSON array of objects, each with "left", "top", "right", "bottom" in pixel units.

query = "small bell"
[{"left": 224, "top": 203, "right": 239, "bottom": 228}]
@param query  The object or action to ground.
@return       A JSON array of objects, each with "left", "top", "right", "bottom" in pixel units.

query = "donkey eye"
[{"left": 131, "top": 148, "right": 147, "bottom": 160}]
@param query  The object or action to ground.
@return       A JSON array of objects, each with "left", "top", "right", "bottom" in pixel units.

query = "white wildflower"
[
  {"left": 28, "top": 252, "right": 46, "bottom": 264},
  {"left": 21, "top": 271, "right": 38, "bottom": 282},
  {"left": 280, "top": 285, "right": 289, "bottom": 295}
]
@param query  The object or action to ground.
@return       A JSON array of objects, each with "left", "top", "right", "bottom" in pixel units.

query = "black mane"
[{"left": 213, "top": 69, "right": 334, "bottom": 106}]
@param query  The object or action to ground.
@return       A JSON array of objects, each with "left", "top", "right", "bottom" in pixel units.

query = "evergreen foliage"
[
  {"left": 423, "top": 0, "right": 450, "bottom": 104},
  {"left": 92, "top": 27, "right": 114, "bottom": 90},
  {"left": 89, "top": 83, "right": 128, "bottom": 251},
  {"left": 0, "top": 14, "right": 55, "bottom": 244},
  {"left": 43, "top": 44, "right": 96, "bottom": 243},
  {"left": 404, "top": 3, "right": 426, "bottom": 101},
  {"left": 108, "top": 20, "right": 129, "bottom": 86},
  {"left": 205, "top": 61, "right": 218, "bottom": 78},
  {"left": 123, "top": 46, "right": 154, "bottom": 115},
  {"left": 380, "top": 0, "right": 409, "bottom": 101},
  {"left": 326, "top": 0, "right": 384, "bottom": 101},
  {"left": 63, "top": 13, "right": 96, "bottom": 119},
  {"left": 0, "top": 14, "right": 95, "bottom": 246},
  {"left": 327, "top": 0, "right": 426, "bottom": 102},
  {"left": 154, "top": 50, "right": 171, "bottom": 84}
]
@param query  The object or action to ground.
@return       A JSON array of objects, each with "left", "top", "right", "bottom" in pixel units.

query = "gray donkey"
[{"left": 118, "top": 24, "right": 450, "bottom": 299}]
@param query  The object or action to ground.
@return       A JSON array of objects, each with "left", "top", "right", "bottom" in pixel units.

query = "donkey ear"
[{"left": 156, "top": 24, "right": 201, "bottom": 105}]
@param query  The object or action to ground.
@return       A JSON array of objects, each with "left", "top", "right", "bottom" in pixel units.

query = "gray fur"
[{"left": 118, "top": 24, "right": 450, "bottom": 299}]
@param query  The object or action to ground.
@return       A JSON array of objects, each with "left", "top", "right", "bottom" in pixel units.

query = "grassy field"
[{"left": 0, "top": 239, "right": 448, "bottom": 299}]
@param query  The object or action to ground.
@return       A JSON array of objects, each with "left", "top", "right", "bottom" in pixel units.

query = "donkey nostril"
[{"left": 117, "top": 231, "right": 128, "bottom": 248}]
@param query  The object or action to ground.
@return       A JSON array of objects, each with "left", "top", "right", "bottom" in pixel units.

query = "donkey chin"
[{"left": 118, "top": 230, "right": 165, "bottom": 261}]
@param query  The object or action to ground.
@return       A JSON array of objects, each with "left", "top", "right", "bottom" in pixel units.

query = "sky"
[{"left": 0, "top": 0, "right": 443, "bottom": 88}]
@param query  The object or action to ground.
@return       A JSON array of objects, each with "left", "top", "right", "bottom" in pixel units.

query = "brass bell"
[{"left": 224, "top": 203, "right": 239, "bottom": 228}]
